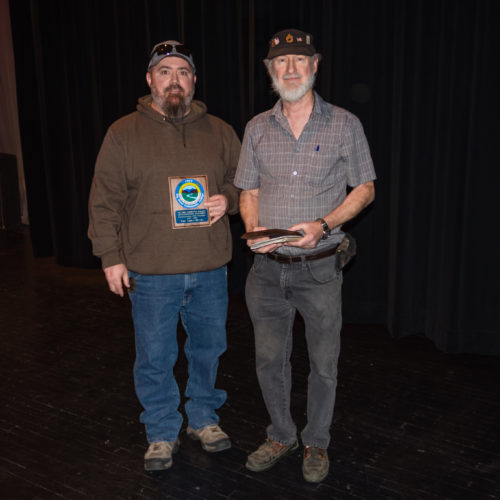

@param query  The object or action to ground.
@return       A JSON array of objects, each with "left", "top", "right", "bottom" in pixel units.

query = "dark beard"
[
  {"left": 162, "top": 94, "right": 186, "bottom": 119},
  {"left": 162, "top": 85, "right": 187, "bottom": 119}
]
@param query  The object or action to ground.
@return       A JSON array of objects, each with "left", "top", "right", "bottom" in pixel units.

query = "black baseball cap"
[{"left": 266, "top": 29, "right": 316, "bottom": 59}]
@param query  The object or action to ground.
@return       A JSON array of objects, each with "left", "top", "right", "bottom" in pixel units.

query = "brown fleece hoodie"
[{"left": 88, "top": 96, "right": 241, "bottom": 274}]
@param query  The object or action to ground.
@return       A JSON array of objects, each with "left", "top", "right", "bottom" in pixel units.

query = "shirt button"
[
  {"left": 291, "top": 194, "right": 295, "bottom": 198},
  {"left": 292, "top": 171, "right": 298, "bottom": 176}
]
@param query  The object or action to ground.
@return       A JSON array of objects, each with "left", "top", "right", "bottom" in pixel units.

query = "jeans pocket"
[
  {"left": 128, "top": 270, "right": 143, "bottom": 279},
  {"left": 251, "top": 254, "right": 266, "bottom": 273},
  {"left": 307, "top": 256, "right": 340, "bottom": 284},
  {"left": 128, "top": 270, "right": 144, "bottom": 294}
]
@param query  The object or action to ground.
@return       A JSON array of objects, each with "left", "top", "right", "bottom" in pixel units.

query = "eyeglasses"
[{"left": 150, "top": 43, "right": 192, "bottom": 59}]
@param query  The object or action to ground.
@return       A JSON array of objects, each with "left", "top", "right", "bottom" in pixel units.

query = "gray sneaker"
[
  {"left": 245, "top": 439, "right": 298, "bottom": 472},
  {"left": 186, "top": 424, "right": 231, "bottom": 452},
  {"left": 144, "top": 440, "right": 180, "bottom": 471},
  {"left": 302, "top": 446, "right": 329, "bottom": 482}
]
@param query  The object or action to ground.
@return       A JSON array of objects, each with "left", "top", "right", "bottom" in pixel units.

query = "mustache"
[
  {"left": 166, "top": 84, "right": 184, "bottom": 93},
  {"left": 283, "top": 73, "right": 301, "bottom": 80}
]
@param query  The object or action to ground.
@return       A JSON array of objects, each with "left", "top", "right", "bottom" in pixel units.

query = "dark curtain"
[{"left": 9, "top": 0, "right": 500, "bottom": 354}]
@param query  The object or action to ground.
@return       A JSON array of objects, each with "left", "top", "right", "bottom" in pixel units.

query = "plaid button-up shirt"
[{"left": 235, "top": 92, "right": 376, "bottom": 255}]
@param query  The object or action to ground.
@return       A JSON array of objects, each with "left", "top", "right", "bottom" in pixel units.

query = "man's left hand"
[
  {"left": 205, "top": 194, "right": 228, "bottom": 224},
  {"left": 286, "top": 220, "right": 324, "bottom": 249}
]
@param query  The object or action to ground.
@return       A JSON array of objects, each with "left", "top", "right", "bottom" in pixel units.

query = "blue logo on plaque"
[{"left": 175, "top": 179, "right": 205, "bottom": 208}]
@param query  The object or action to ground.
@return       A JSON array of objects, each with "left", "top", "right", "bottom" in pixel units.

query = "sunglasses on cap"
[
  {"left": 150, "top": 43, "right": 192, "bottom": 58},
  {"left": 148, "top": 42, "right": 196, "bottom": 72}
]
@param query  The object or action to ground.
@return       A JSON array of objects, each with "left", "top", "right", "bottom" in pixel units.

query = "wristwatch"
[{"left": 315, "top": 218, "right": 330, "bottom": 240}]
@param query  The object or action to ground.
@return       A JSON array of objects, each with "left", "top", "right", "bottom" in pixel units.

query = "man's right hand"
[
  {"left": 247, "top": 226, "right": 283, "bottom": 254},
  {"left": 103, "top": 263, "right": 130, "bottom": 297}
]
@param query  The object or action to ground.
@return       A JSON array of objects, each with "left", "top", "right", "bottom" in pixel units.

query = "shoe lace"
[
  {"left": 304, "top": 446, "right": 326, "bottom": 461},
  {"left": 265, "top": 438, "right": 287, "bottom": 454},
  {"left": 200, "top": 424, "right": 225, "bottom": 440},
  {"left": 150, "top": 441, "right": 175, "bottom": 453}
]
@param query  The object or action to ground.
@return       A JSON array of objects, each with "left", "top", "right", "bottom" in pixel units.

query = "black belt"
[{"left": 266, "top": 245, "right": 338, "bottom": 264}]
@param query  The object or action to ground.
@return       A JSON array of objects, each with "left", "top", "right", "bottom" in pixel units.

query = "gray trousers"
[{"left": 245, "top": 253, "right": 343, "bottom": 449}]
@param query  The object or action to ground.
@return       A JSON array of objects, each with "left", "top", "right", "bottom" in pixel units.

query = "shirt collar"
[{"left": 270, "top": 90, "right": 331, "bottom": 122}]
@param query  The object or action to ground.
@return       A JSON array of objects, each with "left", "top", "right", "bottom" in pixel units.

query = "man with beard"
[
  {"left": 88, "top": 41, "right": 241, "bottom": 471},
  {"left": 234, "top": 29, "right": 376, "bottom": 482}
]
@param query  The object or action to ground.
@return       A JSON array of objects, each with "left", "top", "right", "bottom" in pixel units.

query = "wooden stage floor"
[{"left": 0, "top": 228, "right": 499, "bottom": 499}]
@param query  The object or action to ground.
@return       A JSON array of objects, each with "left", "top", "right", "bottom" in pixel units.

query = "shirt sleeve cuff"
[{"left": 100, "top": 251, "right": 123, "bottom": 269}]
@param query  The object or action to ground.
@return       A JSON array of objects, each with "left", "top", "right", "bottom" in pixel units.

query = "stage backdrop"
[{"left": 9, "top": 0, "right": 500, "bottom": 354}]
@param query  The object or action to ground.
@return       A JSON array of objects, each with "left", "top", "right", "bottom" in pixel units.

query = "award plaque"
[{"left": 169, "top": 176, "right": 210, "bottom": 228}]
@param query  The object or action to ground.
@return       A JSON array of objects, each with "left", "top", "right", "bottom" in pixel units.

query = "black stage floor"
[{"left": 1, "top": 228, "right": 499, "bottom": 499}]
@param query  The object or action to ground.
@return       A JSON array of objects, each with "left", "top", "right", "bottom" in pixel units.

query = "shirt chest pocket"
[{"left": 303, "top": 144, "right": 344, "bottom": 186}]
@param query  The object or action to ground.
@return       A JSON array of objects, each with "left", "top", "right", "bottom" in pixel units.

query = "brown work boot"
[
  {"left": 245, "top": 438, "right": 298, "bottom": 472},
  {"left": 302, "top": 446, "right": 329, "bottom": 482}
]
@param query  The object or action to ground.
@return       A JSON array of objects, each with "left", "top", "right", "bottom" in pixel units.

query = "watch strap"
[{"left": 315, "top": 218, "right": 330, "bottom": 239}]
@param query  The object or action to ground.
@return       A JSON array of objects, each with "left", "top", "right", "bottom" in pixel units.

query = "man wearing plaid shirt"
[{"left": 234, "top": 29, "right": 376, "bottom": 483}]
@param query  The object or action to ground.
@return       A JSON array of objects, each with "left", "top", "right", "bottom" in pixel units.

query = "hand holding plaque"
[
  {"left": 204, "top": 194, "right": 228, "bottom": 224},
  {"left": 169, "top": 176, "right": 211, "bottom": 228}
]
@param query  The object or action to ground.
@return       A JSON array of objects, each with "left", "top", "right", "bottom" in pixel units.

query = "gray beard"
[{"left": 271, "top": 71, "right": 316, "bottom": 103}]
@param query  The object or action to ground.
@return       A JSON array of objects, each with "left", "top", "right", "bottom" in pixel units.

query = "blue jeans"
[
  {"left": 245, "top": 254, "right": 342, "bottom": 449},
  {"left": 128, "top": 266, "right": 228, "bottom": 443}
]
